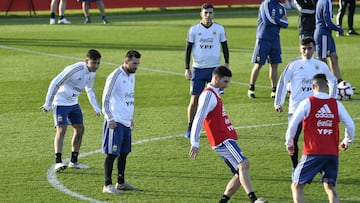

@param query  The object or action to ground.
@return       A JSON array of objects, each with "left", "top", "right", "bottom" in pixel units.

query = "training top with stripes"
[{"left": 43, "top": 62, "right": 100, "bottom": 113}]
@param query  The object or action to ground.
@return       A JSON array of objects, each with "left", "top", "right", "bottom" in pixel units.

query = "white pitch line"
[{"left": 45, "top": 121, "right": 289, "bottom": 203}]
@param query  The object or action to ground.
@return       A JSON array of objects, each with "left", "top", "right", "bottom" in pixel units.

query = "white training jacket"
[
  {"left": 43, "top": 62, "right": 101, "bottom": 113},
  {"left": 102, "top": 67, "right": 135, "bottom": 127},
  {"left": 274, "top": 56, "right": 337, "bottom": 114}
]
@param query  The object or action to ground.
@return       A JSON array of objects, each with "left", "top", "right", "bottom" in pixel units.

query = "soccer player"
[
  {"left": 314, "top": 0, "right": 344, "bottom": 82},
  {"left": 79, "top": 0, "right": 108, "bottom": 24},
  {"left": 101, "top": 50, "right": 141, "bottom": 194},
  {"left": 336, "top": 0, "right": 358, "bottom": 36},
  {"left": 274, "top": 37, "right": 338, "bottom": 170},
  {"left": 49, "top": 0, "right": 71, "bottom": 24},
  {"left": 285, "top": 73, "right": 355, "bottom": 203},
  {"left": 248, "top": 0, "right": 288, "bottom": 99},
  {"left": 189, "top": 66, "right": 267, "bottom": 203},
  {"left": 41, "top": 49, "right": 102, "bottom": 172},
  {"left": 184, "top": 3, "right": 229, "bottom": 138},
  {"left": 294, "top": 0, "right": 316, "bottom": 38}
]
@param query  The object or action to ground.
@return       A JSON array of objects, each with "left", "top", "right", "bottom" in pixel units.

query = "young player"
[
  {"left": 314, "top": 0, "right": 344, "bottom": 82},
  {"left": 248, "top": 0, "right": 288, "bottom": 98},
  {"left": 285, "top": 73, "right": 355, "bottom": 202},
  {"left": 189, "top": 66, "right": 267, "bottom": 203},
  {"left": 184, "top": 3, "right": 229, "bottom": 138},
  {"left": 101, "top": 50, "right": 141, "bottom": 194},
  {"left": 41, "top": 49, "right": 102, "bottom": 172},
  {"left": 274, "top": 37, "right": 337, "bottom": 170}
]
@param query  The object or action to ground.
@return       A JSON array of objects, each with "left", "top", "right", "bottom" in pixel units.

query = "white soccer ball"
[{"left": 337, "top": 81, "right": 353, "bottom": 100}]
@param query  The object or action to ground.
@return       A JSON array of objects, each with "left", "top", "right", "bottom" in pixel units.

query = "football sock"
[
  {"left": 219, "top": 195, "right": 230, "bottom": 203},
  {"left": 248, "top": 192, "right": 257, "bottom": 203},
  {"left": 272, "top": 87, "right": 276, "bottom": 93},
  {"left": 188, "top": 122, "right": 193, "bottom": 131},
  {"left": 249, "top": 84, "right": 255, "bottom": 91},
  {"left": 337, "top": 79, "right": 343, "bottom": 84},
  {"left": 71, "top": 152, "right": 79, "bottom": 163},
  {"left": 117, "top": 153, "right": 128, "bottom": 184},
  {"left": 59, "top": 16, "right": 64, "bottom": 20},
  {"left": 104, "top": 154, "right": 117, "bottom": 186},
  {"left": 50, "top": 13, "right": 55, "bottom": 19},
  {"left": 55, "top": 153, "right": 62, "bottom": 163}
]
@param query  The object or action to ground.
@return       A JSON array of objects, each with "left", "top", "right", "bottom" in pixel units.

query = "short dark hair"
[
  {"left": 201, "top": 3, "right": 214, "bottom": 10},
  {"left": 213, "top": 66, "right": 232, "bottom": 78},
  {"left": 313, "top": 73, "right": 328, "bottom": 87},
  {"left": 125, "top": 50, "right": 141, "bottom": 60},
  {"left": 301, "top": 37, "right": 315, "bottom": 46},
  {"left": 87, "top": 49, "right": 101, "bottom": 60}
]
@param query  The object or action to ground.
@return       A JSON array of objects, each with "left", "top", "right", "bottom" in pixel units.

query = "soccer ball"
[{"left": 337, "top": 81, "right": 353, "bottom": 100}]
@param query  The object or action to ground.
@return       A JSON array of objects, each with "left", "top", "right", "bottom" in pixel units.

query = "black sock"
[
  {"left": 71, "top": 152, "right": 79, "bottom": 163},
  {"left": 248, "top": 192, "right": 257, "bottom": 203},
  {"left": 272, "top": 87, "right": 276, "bottom": 93},
  {"left": 249, "top": 84, "right": 255, "bottom": 91},
  {"left": 104, "top": 154, "right": 117, "bottom": 186},
  {"left": 338, "top": 78, "right": 343, "bottom": 84},
  {"left": 50, "top": 13, "right": 55, "bottom": 18},
  {"left": 55, "top": 153, "right": 62, "bottom": 163},
  {"left": 188, "top": 122, "right": 193, "bottom": 131},
  {"left": 219, "top": 195, "right": 230, "bottom": 203},
  {"left": 59, "top": 16, "right": 64, "bottom": 20}
]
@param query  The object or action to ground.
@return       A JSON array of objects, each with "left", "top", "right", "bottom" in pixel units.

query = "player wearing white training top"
[
  {"left": 274, "top": 37, "right": 337, "bottom": 170},
  {"left": 101, "top": 50, "right": 141, "bottom": 194},
  {"left": 41, "top": 49, "right": 102, "bottom": 173},
  {"left": 184, "top": 3, "right": 229, "bottom": 138}
]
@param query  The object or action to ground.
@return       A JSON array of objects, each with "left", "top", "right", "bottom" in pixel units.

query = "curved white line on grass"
[{"left": 46, "top": 122, "right": 288, "bottom": 202}]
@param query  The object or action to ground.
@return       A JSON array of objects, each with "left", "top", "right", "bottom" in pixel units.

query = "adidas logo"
[{"left": 315, "top": 104, "right": 334, "bottom": 118}]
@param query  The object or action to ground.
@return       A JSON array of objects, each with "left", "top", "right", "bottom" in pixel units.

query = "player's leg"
[
  {"left": 53, "top": 105, "right": 71, "bottom": 172},
  {"left": 186, "top": 68, "right": 212, "bottom": 138},
  {"left": 326, "top": 35, "right": 342, "bottom": 81},
  {"left": 97, "top": 0, "right": 108, "bottom": 24},
  {"left": 269, "top": 63, "right": 278, "bottom": 98},
  {"left": 82, "top": 1, "right": 91, "bottom": 23},
  {"left": 291, "top": 182, "right": 306, "bottom": 203},
  {"left": 58, "top": 0, "right": 66, "bottom": 16},
  {"left": 249, "top": 39, "right": 268, "bottom": 98},
  {"left": 323, "top": 183, "right": 339, "bottom": 203},
  {"left": 321, "top": 156, "right": 339, "bottom": 203},
  {"left": 102, "top": 120, "right": 121, "bottom": 194},
  {"left": 347, "top": 0, "right": 357, "bottom": 34},
  {"left": 215, "top": 140, "right": 266, "bottom": 203},
  {"left": 49, "top": 0, "right": 59, "bottom": 24},
  {"left": 336, "top": 0, "right": 346, "bottom": 29},
  {"left": 68, "top": 104, "right": 87, "bottom": 167},
  {"left": 221, "top": 175, "right": 241, "bottom": 200}
]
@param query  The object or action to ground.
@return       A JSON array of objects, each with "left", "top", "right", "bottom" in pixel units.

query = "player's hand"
[
  {"left": 95, "top": 112, "right": 101, "bottom": 118},
  {"left": 339, "top": 142, "right": 348, "bottom": 151},
  {"left": 185, "top": 69, "right": 192, "bottom": 80},
  {"left": 40, "top": 106, "right": 49, "bottom": 113},
  {"left": 130, "top": 120, "right": 134, "bottom": 130},
  {"left": 275, "top": 105, "right": 283, "bottom": 112},
  {"left": 287, "top": 145, "right": 295, "bottom": 155},
  {"left": 189, "top": 146, "right": 199, "bottom": 159},
  {"left": 108, "top": 120, "right": 116, "bottom": 129}
]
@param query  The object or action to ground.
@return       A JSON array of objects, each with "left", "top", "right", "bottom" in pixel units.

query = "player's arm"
[
  {"left": 285, "top": 99, "right": 309, "bottom": 152},
  {"left": 85, "top": 76, "right": 101, "bottom": 117},
  {"left": 221, "top": 41, "right": 229, "bottom": 68},
  {"left": 274, "top": 63, "right": 291, "bottom": 112},
  {"left": 337, "top": 101, "right": 355, "bottom": 150},
  {"left": 184, "top": 41, "right": 193, "bottom": 80},
  {"left": 323, "top": 1, "right": 343, "bottom": 33},
  {"left": 41, "top": 69, "right": 69, "bottom": 111},
  {"left": 102, "top": 75, "right": 116, "bottom": 123},
  {"left": 189, "top": 90, "right": 216, "bottom": 159}
]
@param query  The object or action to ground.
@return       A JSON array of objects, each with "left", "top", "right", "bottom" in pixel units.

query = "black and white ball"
[{"left": 337, "top": 81, "right": 353, "bottom": 100}]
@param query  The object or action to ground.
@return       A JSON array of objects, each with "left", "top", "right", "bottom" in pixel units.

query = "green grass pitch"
[{"left": 0, "top": 5, "right": 359, "bottom": 203}]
